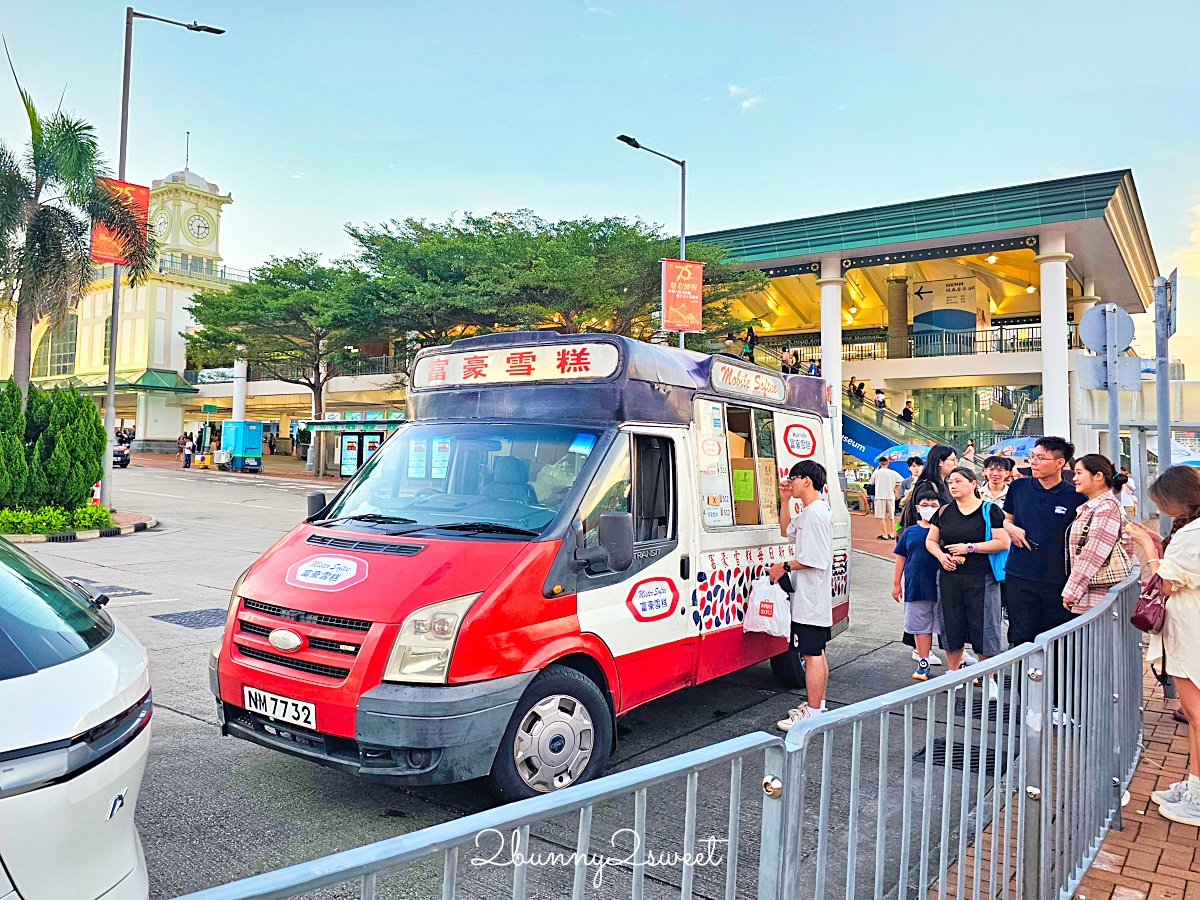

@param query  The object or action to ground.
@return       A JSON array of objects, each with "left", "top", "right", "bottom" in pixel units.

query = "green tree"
[
  {"left": 349, "top": 212, "right": 765, "bottom": 346},
  {"left": 0, "top": 75, "right": 156, "bottom": 402},
  {"left": 185, "top": 254, "right": 377, "bottom": 422},
  {"left": 0, "top": 380, "right": 27, "bottom": 509},
  {"left": 348, "top": 212, "right": 546, "bottom": 346},
  {"left": 19, "top": 388, "right": 104, "bottom": 510}
]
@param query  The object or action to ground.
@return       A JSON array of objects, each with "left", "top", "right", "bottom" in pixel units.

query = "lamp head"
[
  {"left": 188, "top": 22, "right": 225, "bottom": 33},
  {"left": 616, "top": 134, "right": 641, "bottom": 149}
]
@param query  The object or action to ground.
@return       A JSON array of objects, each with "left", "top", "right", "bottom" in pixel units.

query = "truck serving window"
[{"left": 324, "top": 423, "right": 601, "bottom": 535}]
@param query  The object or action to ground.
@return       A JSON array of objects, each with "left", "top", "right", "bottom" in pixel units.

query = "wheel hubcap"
[{"left": 512, "top": 694, "right": 594, "bottom": 792}]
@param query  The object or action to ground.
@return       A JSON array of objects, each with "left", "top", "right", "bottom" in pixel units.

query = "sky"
[{"left": 4, "top": 0, "right": 1200, "bottom": 365}]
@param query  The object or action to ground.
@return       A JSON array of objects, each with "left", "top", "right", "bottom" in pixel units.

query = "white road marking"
[
  {"left": 109, "top": 597, "right": 189, "bottom": 608},
  {"left": 122, "top": 489, "right": 187, "bottom": 499}
]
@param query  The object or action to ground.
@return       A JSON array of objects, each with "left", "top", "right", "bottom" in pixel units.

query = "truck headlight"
[
  {"left": 382, "top": 593, "right": 480, "bottom": 684},
  {"left": 226, "top": 569, "right": 249, "bottom": 630}
]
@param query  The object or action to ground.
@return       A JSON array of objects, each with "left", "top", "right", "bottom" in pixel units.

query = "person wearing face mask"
[{"left": 893, "top": 488, "right": 944, "bottom": 680}]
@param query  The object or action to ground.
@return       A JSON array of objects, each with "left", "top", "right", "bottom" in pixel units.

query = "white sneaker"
[
  {"left": 987, "top": 677, "right": 1000, "bottom": 703},
  {"left": 777, "top": 706, "right": 812, "bottom": 732},
  {"left": 1160, "top": 787, "right": 1200, "bottom": 826},
  {"left": 1153, "top": 781, "right": 1189, "bottom": 806},
  {"left": 1050, "top": 707, "right": 1073, "bottom": 726},
  {"left": 961, "top": 648, "right": 979, "bottom": 666},
  {"left": 913, "top": 650, "right": 944, "bottom": 666}
]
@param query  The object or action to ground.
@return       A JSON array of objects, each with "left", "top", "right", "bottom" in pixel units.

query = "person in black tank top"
[{"left": 925, "top": 467, "right": 1010, "bottom": 679}]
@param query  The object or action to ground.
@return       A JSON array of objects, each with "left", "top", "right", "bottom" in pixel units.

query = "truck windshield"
[{"left": 323, "top": 423, "right": 602, "bottom": 535}]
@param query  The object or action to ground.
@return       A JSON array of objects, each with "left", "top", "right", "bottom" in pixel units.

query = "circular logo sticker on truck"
[
  {"left": 626, "top": 578, "right": 679, "bottom": 622},
  {"left": 782, "top": 423, "right": 816, "bottom": 459},
  {"left": 285, "top": 555, "right": 369, "bottom": 592}
]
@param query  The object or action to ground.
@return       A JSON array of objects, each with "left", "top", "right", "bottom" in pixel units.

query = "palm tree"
[{"left": 0, "top": 77, "right": 155, "bottom": 404}]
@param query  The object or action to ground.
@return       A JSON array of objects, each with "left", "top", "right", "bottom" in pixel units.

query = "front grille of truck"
[
  {"left": 236, "top": 645, "right": 351, "bottom": 680},
  {"left": 238, "top": 620, "right": 360, "bottom": 656},
  {"left": 242, "top": 598, "right": 372, "bottom": 633}
]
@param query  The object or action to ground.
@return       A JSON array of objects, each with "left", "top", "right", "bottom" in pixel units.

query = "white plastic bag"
[{"left": 743, "top": 576, "right": 791, "bottom": 638}]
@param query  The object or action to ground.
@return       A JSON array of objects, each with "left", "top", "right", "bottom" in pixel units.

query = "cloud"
[
  {"left": 728, "top": 83, "right": 761, "bottom": 111},
  {"left": 1172, "top": 200, "right": 1200, "bottom": 276},
  {"left": 291, "top": 173, "right": 304, "bottom": 179},
  {"left": 587, "top": 4, "right": 616, "bottom": 15}
]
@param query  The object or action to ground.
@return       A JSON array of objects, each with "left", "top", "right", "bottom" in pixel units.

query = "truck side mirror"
[
  {"left": 307, "top": 492, "right": 327, "bottom": 519},
  {"left": 571, "top": 513, "right": 634, "bottom": 572},
  {"left": 597, "top": 512, "right": 634, "bottom": 572}
]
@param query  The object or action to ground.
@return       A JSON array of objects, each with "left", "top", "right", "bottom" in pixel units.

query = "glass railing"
[
  {"left": 764, "top": 323, "right": 1059, "bottom": 363},
  {"left": 185, "top": 356, "right": 408, "bottom": 385}
]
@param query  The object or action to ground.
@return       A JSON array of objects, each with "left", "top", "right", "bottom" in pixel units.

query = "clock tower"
[{"left": 148, "top": 168, "right": 232, "bottom": 272}]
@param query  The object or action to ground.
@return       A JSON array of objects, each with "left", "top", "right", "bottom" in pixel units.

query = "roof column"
[
  {"left": 1072, "top": 275, "right": 1099, "bottom": 336},
  {"left": 233, "top": 358, "right": 248, "bottom": 421},
  {"left": 886, "top": 267, "right": 910, "bottom": 358},
  {"left": 1036, "top": 230, "right": 1074, "bottom": 438},
  {"left": 817, "top": 254, "right": 846, "bottom": 451}
]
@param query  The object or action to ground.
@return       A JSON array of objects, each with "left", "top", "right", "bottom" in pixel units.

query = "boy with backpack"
[{"left": 892, "top": 487, "right": 943, "bottom": 680}]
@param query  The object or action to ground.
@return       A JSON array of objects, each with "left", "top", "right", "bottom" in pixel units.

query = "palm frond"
[
  {"left": 3, "top": 41, "right": 46, "bottom": 180},
  {"left": 15, "top": 203, "right": 91, "bottom": 321},
  {"left": 42, "top": 112, "right": 103, "bottom": 206}
]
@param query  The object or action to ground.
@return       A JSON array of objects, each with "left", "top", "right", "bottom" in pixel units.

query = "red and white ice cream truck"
[{"left": 210, "top": 333, "right": 850, "bottom": 800}]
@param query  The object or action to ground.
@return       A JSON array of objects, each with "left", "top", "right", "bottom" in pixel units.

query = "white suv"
[{"left": 0, "top": 538, "right": 151, "bottom": 900}]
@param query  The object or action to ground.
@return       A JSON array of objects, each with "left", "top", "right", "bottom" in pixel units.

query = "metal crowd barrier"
[{"left": 175, "top": 572, "right": 1143, "bottom": 900}]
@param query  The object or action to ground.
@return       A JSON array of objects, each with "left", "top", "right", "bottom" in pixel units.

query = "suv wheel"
[{"left": 490, "top": 664, "right": 612, "bottom": 802}]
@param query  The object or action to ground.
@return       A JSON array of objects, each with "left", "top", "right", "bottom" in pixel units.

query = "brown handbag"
[{"left": 1130, "top": 572, "right": 1167, "bottom": 634}]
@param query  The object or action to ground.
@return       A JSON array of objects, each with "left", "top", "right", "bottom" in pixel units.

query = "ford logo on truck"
[{"left": 268, "top": 629, "right": 303, "bottom": 652}]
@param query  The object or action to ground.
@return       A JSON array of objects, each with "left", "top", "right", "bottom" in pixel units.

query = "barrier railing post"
[
  {"left": 1111, "top": 603, "right": 1125, "bottom": 833},
  {"left": 757, "top": 742, "right": 789, "bottom": 900},
  {"left": 1022, "top": 647, "right": 1049, "bottom": 900}
]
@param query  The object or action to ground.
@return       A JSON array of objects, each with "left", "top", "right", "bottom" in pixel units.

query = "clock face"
[
  {"left": 152, "top": 211, "right": 170, "bottom": 238},
  {"left": 187, "top": 214, "right": 212, "bottom": 241}
]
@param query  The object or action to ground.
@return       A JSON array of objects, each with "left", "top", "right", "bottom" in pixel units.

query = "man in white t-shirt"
[
  {"left": 869, "top": 457, "right": 903, "bottom": 539},
  {"left": 769, "top": 460, "right": 834, "bottom": 731}
]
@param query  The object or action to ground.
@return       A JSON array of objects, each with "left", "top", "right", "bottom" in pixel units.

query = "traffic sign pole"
[
  {"left": 1154, "top": 275, "right": 1172, "bottom": 536},
  {"left": 1106, "top": 305, "right": 1121, "bottom": 466}
]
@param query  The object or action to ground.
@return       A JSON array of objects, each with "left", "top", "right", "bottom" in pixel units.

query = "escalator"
[{"left": 839, "top": 390, "right": 958, "bottom": 466}]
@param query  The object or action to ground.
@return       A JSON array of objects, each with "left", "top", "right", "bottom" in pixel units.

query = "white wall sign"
[
  {"left": 412, "top": 343, "right": 620, "bottom": 389},
  {"left": 710, "top": 360, "right": 787, "bottom": 403}
]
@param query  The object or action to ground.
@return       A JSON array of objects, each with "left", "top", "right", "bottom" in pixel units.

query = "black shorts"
[{"left": 791, "top": 622, "right": 831, "bottom": 657}]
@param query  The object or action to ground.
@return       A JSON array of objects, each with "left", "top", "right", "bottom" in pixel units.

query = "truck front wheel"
[{"left": 490, "top": 664, "right": 613, "bottom": 803}]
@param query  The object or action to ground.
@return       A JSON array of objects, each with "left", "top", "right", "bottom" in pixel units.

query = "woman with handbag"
[
  {"left": 1062, "top": 455, "right": 1133, "bottom": 615},
  {"left": 1128, "top": 465, "right": 1200, "bottom": 827}
]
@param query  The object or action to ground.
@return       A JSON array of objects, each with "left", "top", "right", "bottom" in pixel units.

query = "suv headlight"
[{"left": 382, "top": 593, "right": 480, "bottom": 684}]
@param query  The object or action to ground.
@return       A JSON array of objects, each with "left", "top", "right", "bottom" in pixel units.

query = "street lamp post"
[
  {"left": 616, "top": 135, "right": 686, "bottom": 349},
  {"left": 100, "top": 7, "right": 223, "bottom": 509}
]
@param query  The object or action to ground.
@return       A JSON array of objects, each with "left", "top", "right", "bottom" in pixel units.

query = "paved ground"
[
  {"left": 23, "top": 462, "right": 933, "bottom": 899},
  {"left": 1077, "top": 669, "right": 1199, "bottom": 900}
]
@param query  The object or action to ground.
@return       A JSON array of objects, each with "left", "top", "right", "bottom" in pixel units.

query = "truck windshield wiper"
[
  {"left": 313, "top": 513, "right": 418, "bottom": 526},
  {"left": 430, "top": 521, "right": 540, "bottom": 537}
]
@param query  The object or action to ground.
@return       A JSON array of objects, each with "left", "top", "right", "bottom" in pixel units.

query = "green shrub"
[
  {"left": 72, "top": 505, "right": 113, "bottom": 530},
  {"left": 0, "top": 505, "right": 111, "bottom": 534},
  {"left": 32, "top": 507, "right": 70, "bottom": 533},
  {"left": 0, "top": 509, "right": 36, "bottom": 534}
]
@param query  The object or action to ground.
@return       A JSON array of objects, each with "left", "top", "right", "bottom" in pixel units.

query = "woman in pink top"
[{"left": 1062, "top": 454, "right": 1130, "bottom": 615}]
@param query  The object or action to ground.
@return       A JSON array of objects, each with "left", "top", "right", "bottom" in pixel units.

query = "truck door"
[{"left": 574, "top": 427, "right": 697, "bottom": 711}]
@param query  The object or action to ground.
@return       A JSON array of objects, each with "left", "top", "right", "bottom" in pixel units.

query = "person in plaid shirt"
[{"left": 1062, "top": 454, "right": 1131, "bottom": 614}]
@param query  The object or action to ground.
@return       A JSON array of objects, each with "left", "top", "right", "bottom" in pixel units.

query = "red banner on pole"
[
  {"left": 90, "top": 178, "right": 150, "bottom": 265},
  {"left": 661, "top": 258, "right": 704, "bottom": 333}
]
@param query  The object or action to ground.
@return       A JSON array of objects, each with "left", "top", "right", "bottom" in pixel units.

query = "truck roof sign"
[
  {"left": 709, "top": 358, "right": 787, "bottom": 403},
  {"left": 411, "top": 342, "right": 621, "bottom": 389}
]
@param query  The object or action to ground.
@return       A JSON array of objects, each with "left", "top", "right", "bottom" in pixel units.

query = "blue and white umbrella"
[
  {"left": 985, "top": 436, "right": 1040, "bottom": 459},
  {"left": 879, "top": 443, "right": 933, "bottom": 473}
]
